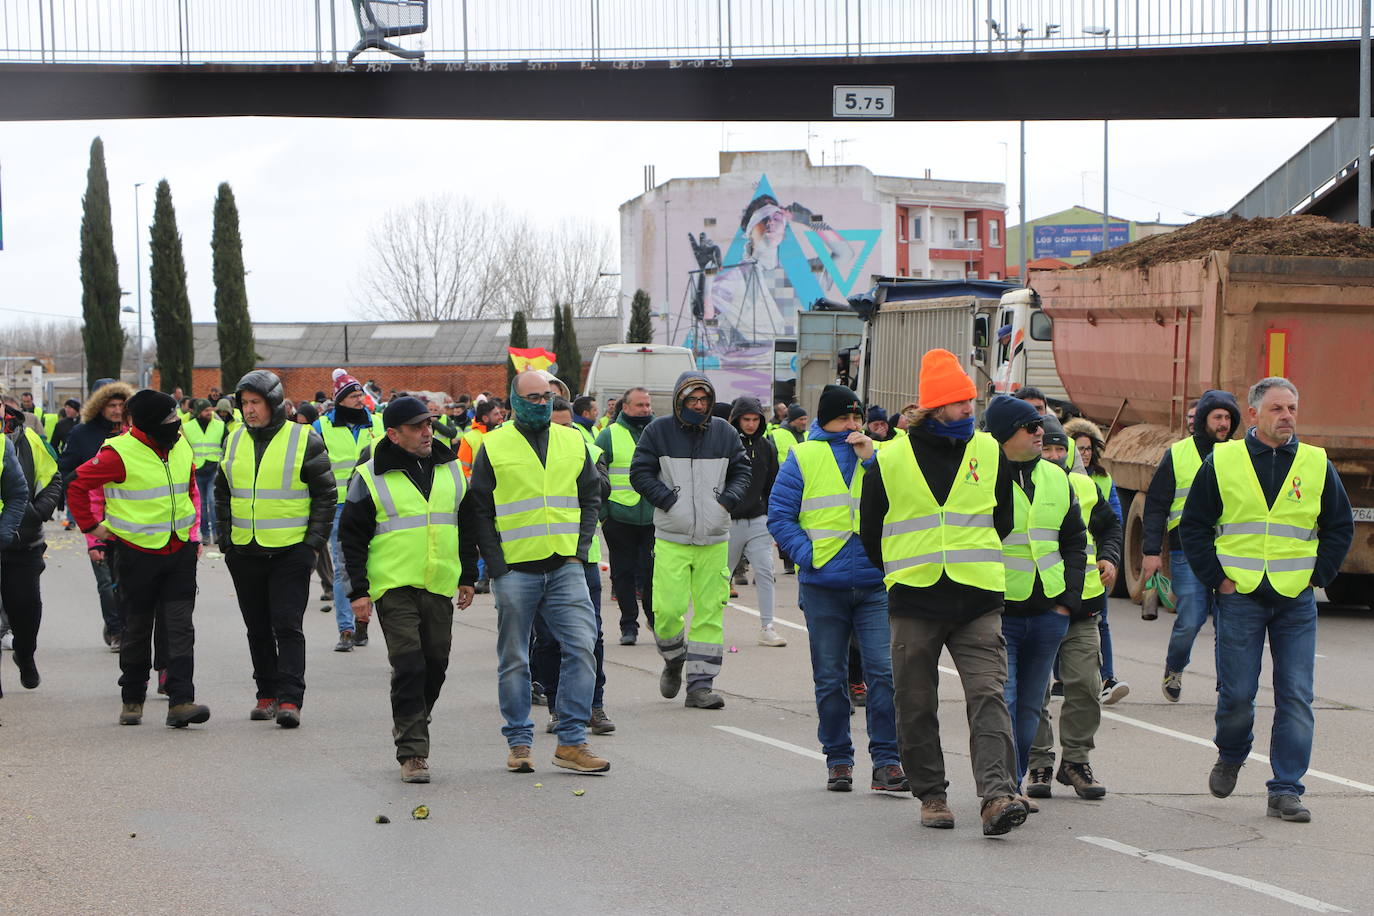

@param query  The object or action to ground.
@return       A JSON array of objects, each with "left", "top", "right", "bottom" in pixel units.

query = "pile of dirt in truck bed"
[{"left": 1078, "top": 214, "right": 1374, "bottom": 270}]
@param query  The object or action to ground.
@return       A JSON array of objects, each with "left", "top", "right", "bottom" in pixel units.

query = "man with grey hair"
[{"left": 1180, "top": 376, "right": 1353, "bottom": 823}]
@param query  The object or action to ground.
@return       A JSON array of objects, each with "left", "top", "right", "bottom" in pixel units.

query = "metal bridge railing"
[{"left": 0, "top": 0, "right": 1362, "bottom": 65}]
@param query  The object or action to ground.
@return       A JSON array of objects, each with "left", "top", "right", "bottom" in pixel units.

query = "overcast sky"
[{"left": 0, "top": 115, "right": 1332, "bottom": 335}]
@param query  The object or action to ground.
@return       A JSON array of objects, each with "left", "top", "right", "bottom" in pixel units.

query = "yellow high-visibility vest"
[
  {"left": 103, "top": 433, "right": 196, "bottom": 550},
  {"left": 485, "top": 423, "right": 584, "bottom": 564},
  {"left": 1070, "top": 471, "right": 1103, "bottom": 599},
  {"left": 1168, "top": 438, "right": 1203, "bottom": 531},
  {"left": 358, "top": 456, "right": 465, "bottom": 601},
  {"left": 792, "top": 440, "right": 863, "bottom": 569},
  {"left": 1002, "top": 459, "right": 1071, "bottom": 602},
  {"left": 182, "top": 415, "right": 226, "bottom": 465},
  {"left": 223, "top": 423, "right": 312, "bottom": 547},
  {"left": 606, "top": 422, "right": 641, "bottom": 508}
]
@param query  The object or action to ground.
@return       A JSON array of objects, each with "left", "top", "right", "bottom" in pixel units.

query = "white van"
[{"left": 584, "top": 344, "right": 696, "bottom": 419}]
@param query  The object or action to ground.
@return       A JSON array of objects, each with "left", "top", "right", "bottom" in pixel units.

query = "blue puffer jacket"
[{"left": 767, "top": 420, "right": 884, "bottom": 591}]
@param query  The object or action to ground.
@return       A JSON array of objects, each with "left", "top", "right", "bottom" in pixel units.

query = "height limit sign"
[{"left": 833, "top": 85, "right": 894, "bottom": 118}]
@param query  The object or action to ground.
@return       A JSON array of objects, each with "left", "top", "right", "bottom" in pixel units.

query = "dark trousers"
[
  {"left": 1, "top": 546, "right": 46, "bottom": 659},
  {"left": 225, "top": 543, "right": 313, "bottom": 707},
  {"left": 376, "top": 586, "right": 454, "bottom": 761},
  {"left": 602, "top": 518, "right": 654, "bottom": 636},
  {"left": 531, "top": 563, "right": 607, "bottom": 708},
  {"left": 115, "top": 545, "right": 198, "bottom": 706}
]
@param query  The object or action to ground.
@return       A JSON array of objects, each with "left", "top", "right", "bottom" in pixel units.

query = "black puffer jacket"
[
  {"left": 213, "top": 415, "right": 337, "bottom": 554},
  {"left": 728, "top": 396, "right": 777, "bottom": 520},
  {"left": 3, "top": 430, "right": 61, "bottom": 552}
]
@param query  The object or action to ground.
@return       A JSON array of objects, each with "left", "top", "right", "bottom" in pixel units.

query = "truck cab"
[{"left": 991, "top": 287, "right": 1071, "bottom": 407}]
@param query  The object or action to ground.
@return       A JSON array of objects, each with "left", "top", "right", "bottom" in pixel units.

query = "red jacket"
[{"left": 67, "top": 428, "right": 201, "bottom": 555}]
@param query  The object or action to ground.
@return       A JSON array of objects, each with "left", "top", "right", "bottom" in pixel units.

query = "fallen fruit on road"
[
  {"left": 375, "top": 815, "right": 390, "bottom": 824},
  {"left": 412, "top": 805, "right": 430, "bottom": 820},
  {"left": 572, "top": 789, "right": 585, "bottom": 797}
]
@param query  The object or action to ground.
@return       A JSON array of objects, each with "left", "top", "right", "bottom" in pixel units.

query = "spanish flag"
[{"left": 508, "top": 346, "right": 557, "bottom": 373}]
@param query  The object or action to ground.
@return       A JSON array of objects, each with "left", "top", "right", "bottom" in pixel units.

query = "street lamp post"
[{"left": 133, "top": 181, "right": 145, "bottom": 388}]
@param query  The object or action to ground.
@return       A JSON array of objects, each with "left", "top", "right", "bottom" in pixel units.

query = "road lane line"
[
  {"left": 726, "top": 602, "right": 808, "bottom": 632},
  {"left": 712, "top": 725, "right": 826, "bottom": 760},
  {"left": 1078, "top": 836, "right": 1350, "bottom": 913}
]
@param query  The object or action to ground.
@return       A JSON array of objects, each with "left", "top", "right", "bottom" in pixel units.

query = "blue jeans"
[
  {"left": 1214, "top": 588, "right": 1317, "bottom": 797},
  {"left": 329, "top": 504, "right": 354, "bottom": 633},
  {"left": 195, "top": 465, "right": 218, "bottom": 540},
  {"left": 1003, "top": 610, "right": 1071, "bottom": 785},
  {"left": 798, "top": 583, "right": 899, "bottom": 768},
  {"left": 530, "top": 564, "right": 606, "bottom": 708},
  {"left": 1097, "top": 602, "right": 1115, "bottom": 680},
  {"left": 491, "top": 563, "right": 598, "bottom": 748},
  {"left": 1165, "top": 548, "right": 1217, "bottom": 672}
]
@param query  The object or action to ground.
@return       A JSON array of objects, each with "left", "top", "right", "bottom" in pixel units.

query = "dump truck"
[{"left": 1031, "top": 252, "right": 1374, "bottom": 606}]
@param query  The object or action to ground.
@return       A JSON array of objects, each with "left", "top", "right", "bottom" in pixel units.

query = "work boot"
[
  {"left": 1266, "top": 794, "right": 1311, "bottom": 823},
  {"left": 506, "top": 745, "right": 534, "bottom": 773},
  {"left": 1026, "top": 766, "right": 1053, "bottom": 798},
  {"left": 590, "top": 706, "right": 616, "bottom": 735},
  {"left": 659, "top": 658, "right": 684, "bottom": 698},
  {"left": 1057, "top": 761, "right": 1107, "bottom": 799},
  {"left": 353, "top": 620, "right": 369, "bottom": 647},
  {"left": 684, "top": 688, "right": 725, "bottom": 709},
  {"left": 276, "top": 703, "right": 301, "bottom": 729},
  {"left": 870, "top": 764, "right": 910, "bottom": 793},
  {"left": 920, "top": 795, "right": 955, "bottom": 829},
  {"left": 249, "top": 698, "right": 278, "bottom": 721},
  {"left": 1209, "top": 759, "right": 1243, "bottom": 798},
  {"left": 166, "top": 703, "right": 211, "bottom": 728},
  {"left": 553, "top": 744, "right": 610, "bottom": 773},
  {"left": 119, "top": 702, "right": 144, "bottom": 726},
  {"left": 14, "top": 654, "right": 39, "bottom": 690},
  {"left": 980, "top": 796, "right": 1028, "bottom": 836},
  {"left": 334, "top": 630, "right": 354, "bottom": 652},
  {"left": 400, "top": 756, "right": 430, "bottom": 783},
  {"left": 826, "top": 764, "right": 853, "bottom": 792}
]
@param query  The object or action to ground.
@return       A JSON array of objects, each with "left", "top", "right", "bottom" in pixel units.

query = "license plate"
[{"left": 1353, "top": 507, "right": 1374, "bottom": 523}]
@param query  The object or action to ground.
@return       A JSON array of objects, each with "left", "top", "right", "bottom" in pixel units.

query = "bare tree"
[{"left": 548, "top": 217, "right": 618, "bottom": 318}]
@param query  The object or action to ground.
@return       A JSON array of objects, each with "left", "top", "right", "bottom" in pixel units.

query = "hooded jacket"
[
  {"left": 629, "top": 372, "right": 751, "bottom": 546},
  {"left": 57, "top": 381, "right": 133, "bottom": 479},
  {"left": 1064, "top": 416, "right": 1123, "bottom": 522},
  {"left": 728, "top": 397, "right": 778, "bottom": 520},
  {"left": 768, "top": 419, "right": 883, "bottom": 591},
  {"left": 1142, "top": 389, "right": 1241, "bottom": 556}
]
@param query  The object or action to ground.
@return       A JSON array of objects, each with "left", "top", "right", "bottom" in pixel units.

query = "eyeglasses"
[
  {"left": 1076, "top": 444, "right": 1095, "bottom": 454},
  {"left": 520, "top": 391, "right": 552, "bottom": 404},
  {"left": 683, "top": 395, "right": 710, "bottom": 406},
  {"left": 1021, "top": 420, "right": 1044, "bottom": 434}
]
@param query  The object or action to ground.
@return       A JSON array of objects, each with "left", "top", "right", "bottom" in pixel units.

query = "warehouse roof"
[{"left": 191, "top": 316, "right": 621, "bottom": 369}]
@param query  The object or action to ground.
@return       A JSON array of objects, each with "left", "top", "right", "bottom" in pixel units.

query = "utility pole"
[
  {"left": 134, "top": 181, "right": 145, "bottom": 388},
  {"left": 1019, "top": 120, "right": 1028, "bottom": 282},
  {"left": 1361, "top": 0, "right": 1371, "bottom": 226},
  {"left": 1102, "top": 121, "right": 1110, "bottom": 253}
]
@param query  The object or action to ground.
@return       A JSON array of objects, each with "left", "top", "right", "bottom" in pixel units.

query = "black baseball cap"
[{"left": 382, "top": 396, "right": 437, "bottom": 430}]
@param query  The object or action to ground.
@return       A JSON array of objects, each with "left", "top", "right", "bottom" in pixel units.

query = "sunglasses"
[{"left": 1021, "top": 420, "right": 1044, "bottom": 434}]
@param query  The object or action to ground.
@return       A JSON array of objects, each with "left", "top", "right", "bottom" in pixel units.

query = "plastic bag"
[{"left": 1141, "top": 572, "right": 1174, "bottom": 620}]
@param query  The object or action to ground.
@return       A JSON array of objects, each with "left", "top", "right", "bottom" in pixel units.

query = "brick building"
[{"left": 162, "top": 316, "right": 620, "bottom": 402}]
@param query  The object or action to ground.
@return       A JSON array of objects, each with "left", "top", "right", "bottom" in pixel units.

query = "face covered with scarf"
[
  {"left": 2, "top": 402, "right": 25, "bottom": 435},
  {"left": 126, "top": 389, "right": 183, "bottom": 451},
  {"left": 511, "top": 372, "right": 554, "bottom": 431}
]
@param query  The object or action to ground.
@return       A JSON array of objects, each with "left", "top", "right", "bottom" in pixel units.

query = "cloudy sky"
[{"left": 0, "top": 114, "right": 1332, "bottom": 335}]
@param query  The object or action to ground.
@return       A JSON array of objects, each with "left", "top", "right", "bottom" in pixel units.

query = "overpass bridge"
[{"left": 0, "top": 0, "right": 1368, "bottom": 121}]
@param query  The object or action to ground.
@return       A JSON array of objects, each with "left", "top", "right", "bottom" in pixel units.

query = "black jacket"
[
  {"left": 860, "top": 424, "right": 1016, "bottom": 623},
  {"left": 338, "top": 437, "right": 478, "bottom": 599},
  {"left": 57, "top": 419, "right": 121, "bottom": 479},
  {"left": 467, "top": 421, "right": 601, "bottom": 578},
  {"left": 213, "top": 417, "right": 337, "bottom": 555},
  {"left": 3, "top": 430, "right": 61, "bottom": 553},
  {"left": 1142, "top": 389, "right": 1242, "bottom": 556},
  {"left": 1180, "top": 428, "right": 1353, "bottom": 599},
  {"left": 51, "top": 415, "right": 78, "bottom": 453},
  {"left": 729, "top": 397, "right": 778, "bottom": 520}
]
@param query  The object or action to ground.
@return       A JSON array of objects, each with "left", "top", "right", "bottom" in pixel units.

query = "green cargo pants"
[
  {"left": 1029, "top": 614, "right": 1102, "bottom": 768},
  {"left": 652, "top": 539, "right": 729, "bottom": 691},
  {"left": 375, "top": 586, "right": 455, "bottom": 761}
]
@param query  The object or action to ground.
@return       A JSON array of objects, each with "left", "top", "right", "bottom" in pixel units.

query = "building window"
[
  {"left": 965, "top": 218, "right": 979, "bottom": 242},
  {"left": 910, "top": 216, "right": 922, "bottom": 241},
  {"left": 990, "top": 271, "right": 1001, "bottom": 280},
  {"left": 942, "top": 217, "right": 959, "bottom": 241},
  {"left": 989, "top": 220, "right": 1001, "bottom": 247}
]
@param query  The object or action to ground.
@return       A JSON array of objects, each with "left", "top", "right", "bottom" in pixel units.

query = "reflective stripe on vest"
[
  {"left": 585, "top": 439, "right": 604, "bottom": 565},
  {"left": 877, "top": 431, "right": 1004, "bottom": 591},
  {"left": 1003, "top": 459, "right": 1071, "bottom": 602},
  {"left": 793, "top": 440, "right": 863, "bottom": 569},
  {"left": 320, "top": 420, "right": 372, "bottom": 500},
  {"left": 223, "top": 423, "right": 312, "bottom": 547},
  {"left": 1070, "top": 472, "right": 1104, "bottom": 599},
  {"left": 607, "top": 422, "right": 641, "bottom": 507},
  {"left": 359, "top": 456, "right": 465, "bottom": 601},
  {"left": 1168, "top": 438, "right": 1203, "bottom": 530},
  {"left": 486, "top": 423, "right": 584, "bottom": 564},
  {"left": 22, "top": 427, "right": 58, "bottom": 492},
  {"left": 181, "top": 415, "right": 226, "bottom": 464},
  {"left": 1213, "top": 439, "right": 1325, "bottom": 598},
  {"left": 103, "top": 433, "right": 196, "bottom": 549}
]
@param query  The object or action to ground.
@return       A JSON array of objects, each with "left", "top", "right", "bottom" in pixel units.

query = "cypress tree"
[
  {"left": 78, "top": 137, "right": 126, "bottom": 389},
  {"left": 555, "top": 303, "right": 582, "bottom": 394},
  {"left": 148, "top": 179, "right": 194, "bottom": 393},
  {"left": 626, "top": 288, "right": 653, "bottom": 344},
  {"left": 507, "top": 309, "right": 528, "bottom": 390},
  {"left": 211, "top": 182, "right": 256, "bottom": 392}
]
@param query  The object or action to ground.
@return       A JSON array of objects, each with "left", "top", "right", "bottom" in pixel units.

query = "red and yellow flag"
[{"left": 508, "top": 346, "right": 557, "bottom": 372}]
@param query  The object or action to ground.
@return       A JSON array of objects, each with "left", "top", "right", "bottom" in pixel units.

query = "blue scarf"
[{"left": 925, "top": 416, "right": 975, "bottom": 443}]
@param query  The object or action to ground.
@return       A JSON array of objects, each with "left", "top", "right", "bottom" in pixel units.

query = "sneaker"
[
  {"left": 1100, "top": 677, "right": 1130, "bottom": 705},
  {"left": 871, "top": 764, "right": 910, "bottom": 792},
  {"left": 659, "top": 658, "right": 684, "bottom": 699},
  {"left": 319, "top": 591, "right": 331, "bottom": 602},
  {"left": 156, "top": 669, "right": 168, "bottom": 696},
  {"left": 1056, "top": 761, "right": 1107, "bottom": 799},
  {"left": 553, "top": 743, "right": 610, "bottom": 773},
  {"left": 0, "top": 632, "right": 11, "bottom": 651},
  {"left": 334, "top": 630, "right": 354, "bottom": 652},
  {"left": 618, "top": 632, "right": 636, "bottom": 646},
  {"left": 109, "top": 635, "right": 122, "bottom": 653},
  {"left": 319, "top": 603, "right": 331, "bottom": 613},
  {"left": 400, "top": 756, "right": 430, "bottom": 783},
  {"left": 980, "top": 796, "right": 1028, "bottom": 836},
  {"left": 119, "top": 702, "right": 144, "bottom": 725},
  {"left": 1266, "top": 794, "right": 1311, "bottom": 823},
  {"left": 729, "top": 587, "right": 739, "bottom": 598},
  {"left": 276, "top": 703, "right": 300, "bottom": 728},
  {"left": 531, "top": 682, "right": 548, "bottom": 707},
  {"left": 849, "top": 682, "right": 867, "bottom": 708},
  {"left": 1162, "top": 668, "right": 1183, "bottom": 702},
  {"left": 249, "top": 698, "right": 278, "bottom": 721},
  {"left": 920, "top": 795, "right": 955, "bottom": 828},
  {"left": 165, "top": 703, "right": 211, "bottom": 728},
  {"left": 353, "top": 620, "right": 369, "bottom": 647},
  {"left": 826, "top": 764, "right": 853, "bottom": 792},
  {"left": 545, "top": 712, "right": 559, "bottom": 734},
  {"left": 732, "top": 571, "right": 749, "bottom": 585},
  {"left": 1209, "top": 759, "right": 1243, "bottom": 798},
  {"left": 590, "top": 706, "right": 616, "bottom": 735},
  {"left": 1026, "top": 766, "right": 1053, "bottom": 798},
  {"left": 506, "top": 745, "right": 534, "bottom": 773},
  {"left": 757, "top": 625, "right": 787, "bottom": 648},
  {"left": 14, "top": 654, "right": 40, "bottom": 690},
  {"left": 684, "top": 688, "right": 725, "bottom": 709},
  {"left": 1050, "top": 679, "right": 1064, "bottom": 697}
]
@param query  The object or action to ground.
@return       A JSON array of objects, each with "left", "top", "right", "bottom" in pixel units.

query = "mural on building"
[{"left": 677, "top": 175, "right": 879, "bottom": 401}]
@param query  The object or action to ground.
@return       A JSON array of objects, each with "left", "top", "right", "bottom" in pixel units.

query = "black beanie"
[
  {"left": 126, "top": 389, "right": 179, "bottom": 433},
  {"left": 786, "top": 403, "right": 808, "bottom": 422},
  {"left": 817, "top": 385, "right": 864, "bottom": 427},
  {"left": 1040, "top": 414, "right": 1068, "bottom": 449},
  {"left": 984, "top": 394, "right": 1042, "bottom": 444}
]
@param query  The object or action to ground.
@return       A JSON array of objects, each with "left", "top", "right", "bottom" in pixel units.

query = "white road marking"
[
  {"left": 712, "top": 725, "right": 826, "bottom": 760},
  {"left": 1079, "top": 836, "right": 1350, "bottom": 913},
  {"left": 726, "top": 602, "right": 809, "bottom": 632}
]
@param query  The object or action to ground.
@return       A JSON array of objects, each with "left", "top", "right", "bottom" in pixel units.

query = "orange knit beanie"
[{"left": 917, "top": 349, "right": 977, "bottom": 409}]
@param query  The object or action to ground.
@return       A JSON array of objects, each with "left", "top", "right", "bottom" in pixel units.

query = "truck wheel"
[
  {"left": 1322, "top": 573, "right": 1373, "bottom": 609},
  {"left": 1110, "top": 488, "right": 1135, "bottom": 599},
  {"left": 1122, "top": 491, "right": 1148, "bottom": 603}
]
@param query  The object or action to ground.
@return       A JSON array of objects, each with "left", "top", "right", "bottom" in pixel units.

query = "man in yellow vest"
[
  {"left": 1141, "top": 389, "right": 1240, "bottom": 703},
  {"left": 571, "top": 395, "right": 599, "bottom": 444},
  {"left": 68, "top": 389, "right": 209, "bottom": 729},
  {"left": 1181, "top": 377, "right": 1352, "bottom": 823},
  {"left": 339, "top": 397, "right": 477, "bottom": 783},
  {"left": 858, "top": 350, "right": 1026, "bottom": 836},
  {"left": 215, "top": 371, "right": 336, "bottom": 729},
  {"left": 182, "top": 399, "right": 227, "bottom": 543},
  {"left": 1025, "top": 415, "right": 1120, "bottom": 802},
  {"left": 469, "top": 371, "right": 609, "bottom": 775},
  {"left": 594, "top": 386, "right": 656, "bottom": 645},
  {"left": 769, "top": 403, "right": 808, "bottom": 461}
]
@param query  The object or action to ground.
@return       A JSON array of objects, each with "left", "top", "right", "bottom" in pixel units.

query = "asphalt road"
[{"left": 3, "top": 522, "right": 1371, "bottom": 916}]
